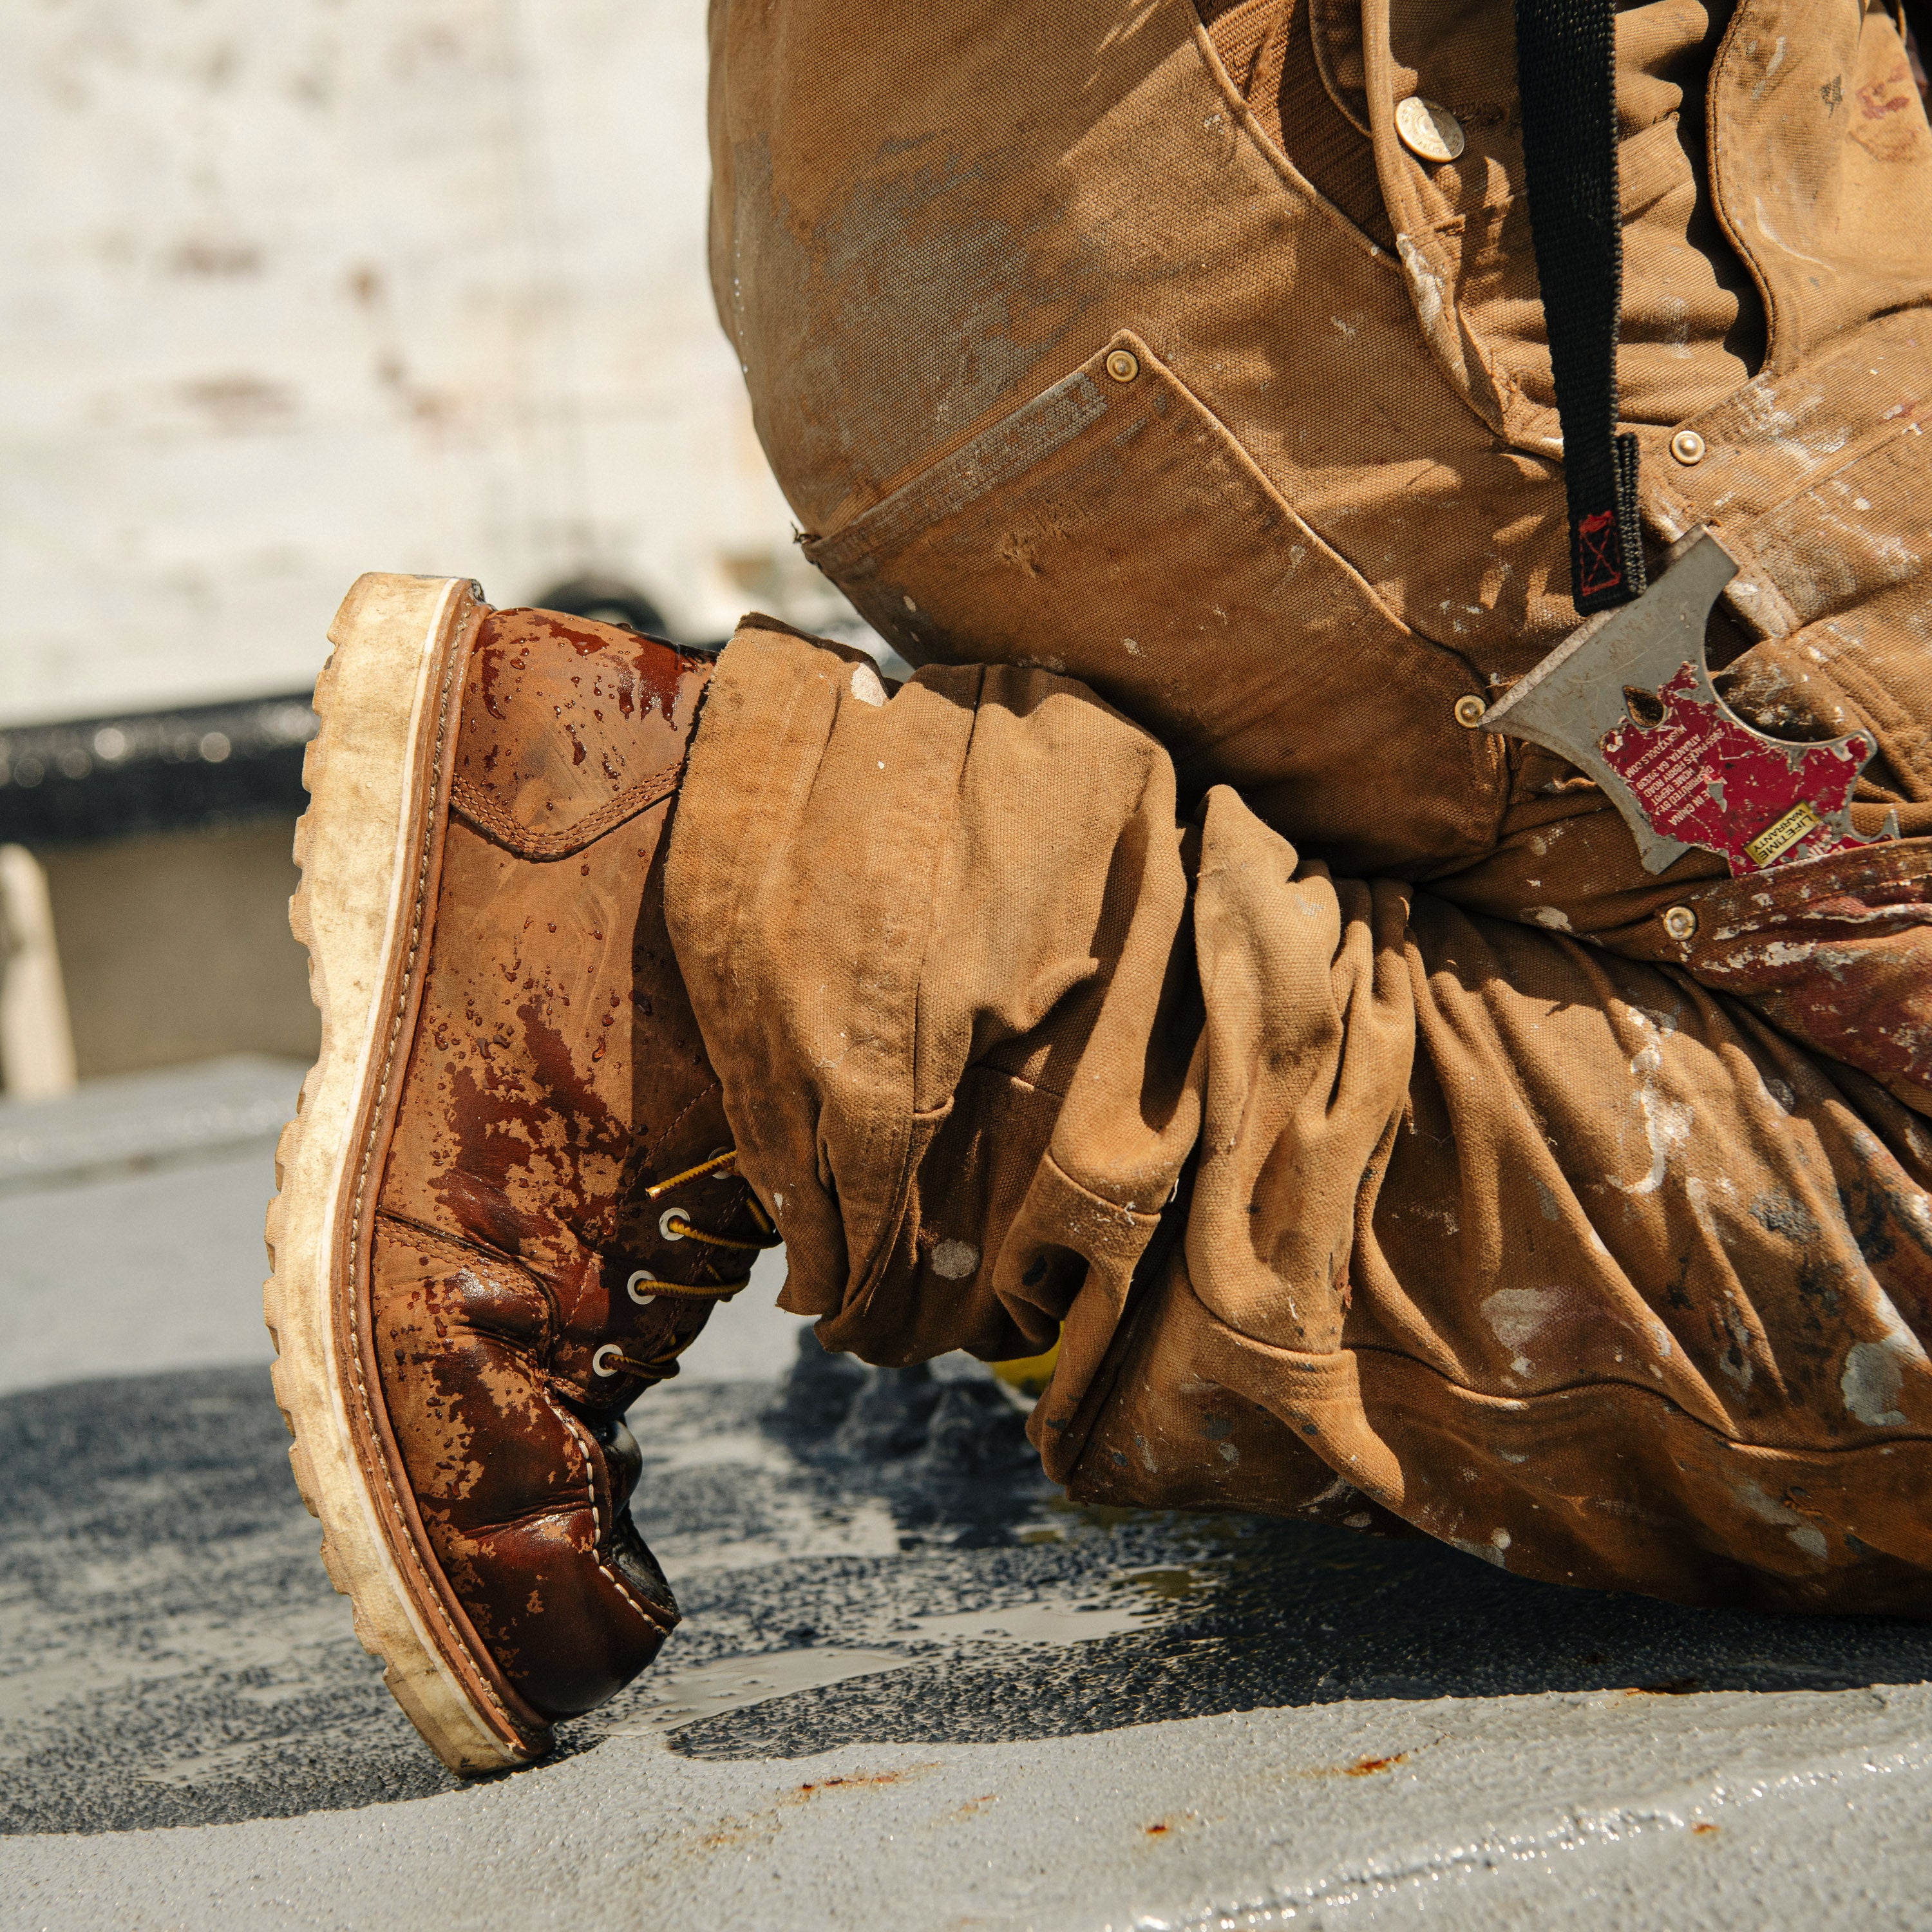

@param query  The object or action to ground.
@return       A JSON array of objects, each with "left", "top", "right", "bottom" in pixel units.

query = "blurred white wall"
[{"left": 1, "top": 0, "right": 835, "bottom": 728}]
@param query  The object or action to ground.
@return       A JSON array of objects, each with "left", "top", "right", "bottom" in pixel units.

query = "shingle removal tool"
[{"left": 1477, "top": 527, "right": 1899, "bottom": 876}]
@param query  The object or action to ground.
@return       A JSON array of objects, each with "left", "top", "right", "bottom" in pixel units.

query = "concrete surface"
[{"left": 3, "top": 1059, "right": 1932, "bottom": 1929}]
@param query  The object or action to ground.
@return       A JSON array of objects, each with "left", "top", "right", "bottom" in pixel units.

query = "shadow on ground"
[{"left": 3, "top": 1345, "right": 1928, "bottom": 1835}]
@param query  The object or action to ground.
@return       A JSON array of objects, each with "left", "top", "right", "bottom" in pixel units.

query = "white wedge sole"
[{"left": 263, "top": 572, "right": 549, "bottom": 1773}]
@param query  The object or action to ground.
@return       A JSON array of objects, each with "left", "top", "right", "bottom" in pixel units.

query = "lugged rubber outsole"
[{"left": 263, "top": 572, "right": 549, "bottom": 1774}]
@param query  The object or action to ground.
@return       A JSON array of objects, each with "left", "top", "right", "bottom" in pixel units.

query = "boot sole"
[{"left": 265, "top": 573, "right": 551, "bottom": 1772}]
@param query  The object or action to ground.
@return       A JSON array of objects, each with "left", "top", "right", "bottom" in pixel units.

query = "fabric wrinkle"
[{"left": 688, "top": 0, "right": 1932, "bottom": 1613}]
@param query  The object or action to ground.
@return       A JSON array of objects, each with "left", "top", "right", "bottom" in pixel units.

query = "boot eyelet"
[
  {"left": 592, "top": 1343, "right": 625, "bottom": 1378},
  {"left": 626, "top": 1269, "right": 661, "bottom": 1305},
  {"left": 659, "top": 1208, "right": 688, "bottom": 1242}
]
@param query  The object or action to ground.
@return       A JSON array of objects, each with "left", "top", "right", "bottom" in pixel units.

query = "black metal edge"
[{"left": 0, "top": 692, "right": 319, "bottom": 848}]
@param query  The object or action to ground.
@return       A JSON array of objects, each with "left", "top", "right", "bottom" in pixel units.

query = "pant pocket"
[{"left": 803, "top": 330, "right": 1502, "bottom": 877}]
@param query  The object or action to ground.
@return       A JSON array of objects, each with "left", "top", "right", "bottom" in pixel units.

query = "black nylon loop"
[{"left": 1511, "top": 0, "right": 1647, "bottom": 614}]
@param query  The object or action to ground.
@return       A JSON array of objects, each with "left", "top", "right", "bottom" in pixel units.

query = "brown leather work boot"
[{"left": 265, "top": 574, "right": 775, "bottom": 1771}]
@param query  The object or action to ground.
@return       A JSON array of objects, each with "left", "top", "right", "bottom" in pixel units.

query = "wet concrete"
[
  {"left": 5, "top": 1060, "right": 1932, "bottom": 1927},
  {"left": 6, "top": 1341, "right": 1931, "bottom": 1844}
]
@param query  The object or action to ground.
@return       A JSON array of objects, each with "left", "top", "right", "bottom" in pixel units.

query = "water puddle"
[
  {"left": 613, "top": 1580, "right": 1176, "bottom": 1744},
  {"left": 899, "top": 1595, "right": 1160, "bottom": 1648},
  {"left": 614, "top": 1647, "right": 917, "bottom": 1739}
]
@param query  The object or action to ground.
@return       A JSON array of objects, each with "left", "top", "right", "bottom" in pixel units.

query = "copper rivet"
[
  {"left": 1105, "top": 348, "right": 1139, "bottom": 383},
  {"left": 1662, "top": 905, "right": 1698, "bottom": 942},
  {"left": 1670, "top": 429, "right": 1707, "bottom": 466},
  {"left": 1453, "top": 694, "right": 1487, "bottom": 728},
  {"left": 1395, "top": 95, "right": 1466, "bottom": 164}
]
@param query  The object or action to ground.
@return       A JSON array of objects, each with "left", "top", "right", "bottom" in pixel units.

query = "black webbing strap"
[{"left": 1511, "top": 0, "right": 1647, "bottom": 615}]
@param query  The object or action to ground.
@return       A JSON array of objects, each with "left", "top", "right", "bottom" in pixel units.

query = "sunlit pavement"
[{"left": 4, "top": 1062, "right": 1931, "bottom": 1929}]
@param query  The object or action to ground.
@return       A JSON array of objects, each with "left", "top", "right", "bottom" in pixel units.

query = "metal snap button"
[
  {"left": 1104, "top": 348, "right": 1139, "bottom": 384},
  {"left": 1453, "top": 694, "right": 1488, "bottom": 728},
  {"left": 1670, "top": 429, "right": 1707, "bottom": 466},
  {"left": 626, "top": 1270, "right": 660, "bottom": 1305},
  {"left": 592, "top": 1343, "right": 625, "bottom": 1378},
  {"left": 1662, "top": 905, "right": 1698, "bottom": 942},
  {"left": 1396, "top": 96, "right": 1466, "bottom": 163}
]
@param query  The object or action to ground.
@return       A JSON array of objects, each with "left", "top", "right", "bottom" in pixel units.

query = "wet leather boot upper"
[{"left": 368, "top": 608, "right": 775, "bottom": 1719}]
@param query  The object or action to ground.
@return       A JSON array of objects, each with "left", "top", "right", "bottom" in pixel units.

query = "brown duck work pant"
[{"left": 672, "top": 0, "right": 1932, "bottom": 1613}]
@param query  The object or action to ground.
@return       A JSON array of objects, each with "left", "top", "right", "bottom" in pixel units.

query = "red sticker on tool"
[{"left": 1598, "top": 663, "right": 1870, "bottom": 875}]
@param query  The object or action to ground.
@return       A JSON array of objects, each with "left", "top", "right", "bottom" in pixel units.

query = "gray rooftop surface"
[{"left": 2, "top": 1057, "right": 1929, "bottom": 1929}]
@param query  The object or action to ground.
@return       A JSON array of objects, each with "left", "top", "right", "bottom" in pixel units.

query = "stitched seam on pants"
[
  {"left": 853, "top": 664, "right": 987, "bottom": 1317},
  {"left": 1184, "top": 12, "right": 1393, "bottom": 265},
  {"left": 808, "top": 371, "right": 1110, "bottom": 578},
  {"left": 950, "top": 1063, "right": 1068, "bottom": 1108},
  {"left": 1665, "top": 308, "right": 1932, "bottom": 512},
  {"left": 1273, "top": 1337, "right": 1932, "bottom": 1456},
  {"left": 1742, "top": 434, "right": 1932, "bottom": 638},
  {"left": 1037, "top": 1146, "right": 1168, "bottom": 1236}
]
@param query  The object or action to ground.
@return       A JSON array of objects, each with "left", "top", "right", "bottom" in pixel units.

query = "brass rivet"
[
  {"left": 1105, "top": 348, "right": 1140, "bottom": 384},
  {"left": 1453, "top": 694, "right": 1487, "bottom": 728},
  {"left": 1395, "top": 95, "right": 1466, "bottom": 164},
  {"left": 1662, "top": 905, "right": 1698, "bottom": 942},
  {"left": 1670, "top": 428, "right": 1707, "bottom": 466}
]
